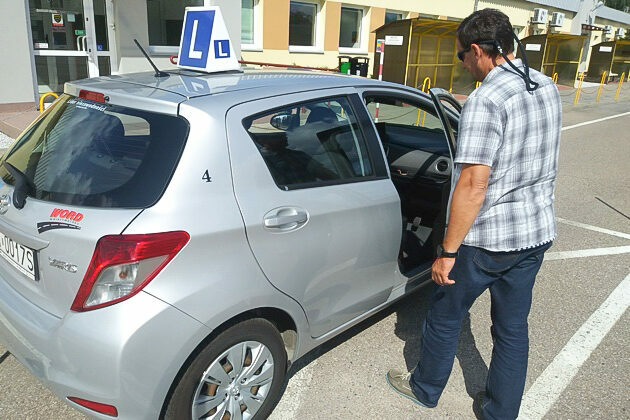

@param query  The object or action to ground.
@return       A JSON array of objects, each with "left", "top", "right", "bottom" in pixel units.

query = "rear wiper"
[{"left": 2, "top": 162, "right": 34, "bottom": 209}]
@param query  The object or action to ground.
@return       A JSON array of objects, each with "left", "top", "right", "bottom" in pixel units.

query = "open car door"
[{"left": 429, "top": 87, "right": 462, "bottom": 242}]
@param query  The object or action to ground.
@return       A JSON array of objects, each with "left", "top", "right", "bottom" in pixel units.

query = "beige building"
[{"left": 1, "top": 0, "right": 629, "bottom": 107}]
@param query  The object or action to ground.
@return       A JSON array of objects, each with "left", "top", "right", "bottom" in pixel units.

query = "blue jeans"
[{"left": 410, "top": 242, "right": 551, "bottom": 419}]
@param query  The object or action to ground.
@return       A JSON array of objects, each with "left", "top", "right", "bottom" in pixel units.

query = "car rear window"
[{"left": 0, "top": 94, "right": 189, "bottom": 208}]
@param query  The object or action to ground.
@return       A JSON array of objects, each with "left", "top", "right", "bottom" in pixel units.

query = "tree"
[{"left": 604, "top": 0, "right": 630, "bottom": 12}]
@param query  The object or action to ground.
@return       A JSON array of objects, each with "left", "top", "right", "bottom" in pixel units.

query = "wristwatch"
[{"left": 436, "top": 244, "right": 458, "bottom": 258}]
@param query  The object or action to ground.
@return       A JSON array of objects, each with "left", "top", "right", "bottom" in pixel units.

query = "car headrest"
[{"left": 306, "top": 107, "right": 337, "bottom": 125}]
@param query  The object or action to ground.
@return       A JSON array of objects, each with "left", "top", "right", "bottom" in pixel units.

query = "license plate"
[{"left": 0, "top": 232, "right": 37, "bottom": 281}]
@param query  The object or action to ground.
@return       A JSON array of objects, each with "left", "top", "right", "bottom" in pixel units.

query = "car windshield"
[{"left": 0, "top": 94, "right": 189, "bottom": 208}]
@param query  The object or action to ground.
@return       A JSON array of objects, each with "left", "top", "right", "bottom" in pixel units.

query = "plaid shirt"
[{"left": 453, "top": 59, "right": 562, "bottom": 252}]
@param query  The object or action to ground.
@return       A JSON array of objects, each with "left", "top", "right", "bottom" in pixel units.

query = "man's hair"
[{"left": 457, "top": 9, "right": 514, "bottom": 57}]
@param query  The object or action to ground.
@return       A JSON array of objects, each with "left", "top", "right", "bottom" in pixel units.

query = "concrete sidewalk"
[{"left": 0, "top": 103, "right": 39, "bottom": 139}]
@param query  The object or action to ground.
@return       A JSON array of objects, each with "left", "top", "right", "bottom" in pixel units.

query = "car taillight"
[
  {"left": 71, "top": 231, "right": 190, "bottom": 312},
  {"left": 78, "top": 89, "right": 106, "bottom": 103}
]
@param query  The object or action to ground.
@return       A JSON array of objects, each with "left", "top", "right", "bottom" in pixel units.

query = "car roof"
[{"left": 72, "top": 68, "right": 417, "bottom": 101}]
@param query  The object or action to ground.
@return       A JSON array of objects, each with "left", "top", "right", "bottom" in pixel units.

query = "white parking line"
[
  {"left": 518, "top": 272, "right": 630, "bottom": 420},
  {"left": 544, "top": 245, "right": 630, "bottom": 261},
  {"left": 562, "top": 111, "right": 630, "bottom": 131},
  {"left": 557, "top": 218, "right": 630, "bottom": 240}
]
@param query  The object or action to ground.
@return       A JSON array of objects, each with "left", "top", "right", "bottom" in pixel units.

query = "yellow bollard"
[
  {"left": 552, "top": 73, "right": 558, "bottom": 84},
  {"left": 39, "top": 92, "right": 59, "bottom": 113},
  {"left": 417, "top": 77, "right": 431, "bottom": 126},
  {"left": 596, "top": 71, "right": 607, "bottom": 103},
  {"left": 615, "top": 72, "right": 625, "bottom": 101},
  {"left": 574, "top": 73, "right": 585, "bottom": 105}
]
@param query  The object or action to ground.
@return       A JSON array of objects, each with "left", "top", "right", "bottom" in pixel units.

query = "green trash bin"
[{"left": 338, "top": 56, "right": 351, "bottom": 74}]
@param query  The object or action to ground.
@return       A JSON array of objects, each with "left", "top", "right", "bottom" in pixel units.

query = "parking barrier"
[
  {"left": 39, "top": 92, "right": 59, "bottom": 113},
  {"left": 417, "top": 77, "right": 431, "bottom": 127},
  {"left": 615, "top": 72, "right": 626, "bottom": 101},
  {"left": 574, "top": 73, "right": 585, "bottom": 105},
  {"left": 596, "top": 71, "right": 607, "bottom": 103}
]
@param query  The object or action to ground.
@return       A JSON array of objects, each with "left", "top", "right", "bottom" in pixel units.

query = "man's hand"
[{"left": 432, "top": 257, "right": 456, "bottom": 286}]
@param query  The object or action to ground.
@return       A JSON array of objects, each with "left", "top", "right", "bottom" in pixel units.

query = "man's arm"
[{"left": 432, "top": 163, "right": 490, "bottom": 286}]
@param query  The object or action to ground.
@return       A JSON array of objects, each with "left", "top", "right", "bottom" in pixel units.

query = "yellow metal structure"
[
  {"left": 39, "top": 92, "right": 59, "bottom": 113},
  {"left": 596, "top": 71, "right": 607, "bottom": 103},
  {"left": 615, "top": 72, "right": 625, "bottom": 101},
  {"left": 417, "top": 77, "right": 431, "bottom": 126},
  {"left": 476, "top": 81, "right": 482, "bottom": 89},
  {"left": 574, "top": 72, "right": 585, "bottom": 105},
  {"left": 552, "top": 73, "right": 558, "bottom": 84},
  {"left": 404, "top": 18, "right": 466, "bottom": 92}
]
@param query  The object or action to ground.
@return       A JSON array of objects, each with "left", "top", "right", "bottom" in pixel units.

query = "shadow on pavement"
[{"left": 282, "top": 282, "right": 489, "bottom": 406}]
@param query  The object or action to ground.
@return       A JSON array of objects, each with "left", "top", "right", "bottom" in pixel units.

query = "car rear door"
[{"left": 226, "top": 88, "right": 401, "bottom": 338}]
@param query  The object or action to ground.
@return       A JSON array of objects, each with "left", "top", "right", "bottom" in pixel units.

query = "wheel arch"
[{"left": 159, "top": 306, "right": 298, "bottom": 419}]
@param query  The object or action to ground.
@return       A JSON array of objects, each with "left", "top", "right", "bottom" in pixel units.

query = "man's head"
[{"left": 456, "top": 9, "right": 515, "bottom": 81}]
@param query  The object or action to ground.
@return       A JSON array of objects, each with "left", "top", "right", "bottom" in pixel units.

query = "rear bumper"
[{"left": 0, "top": 276, "right": 210, "bottom": 419}]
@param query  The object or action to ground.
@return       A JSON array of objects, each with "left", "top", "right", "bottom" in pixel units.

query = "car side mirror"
[{"left": 270, "top": 113, "right": 293, "bottom": 131}]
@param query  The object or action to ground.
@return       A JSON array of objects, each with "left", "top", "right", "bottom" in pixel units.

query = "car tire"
[{"left": 163, "top": 318, "right": 288, "bottom": 420}]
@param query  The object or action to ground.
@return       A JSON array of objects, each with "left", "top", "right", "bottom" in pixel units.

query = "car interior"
[{"left": 365, "top": 95, "right": 456, "bottom": 275}]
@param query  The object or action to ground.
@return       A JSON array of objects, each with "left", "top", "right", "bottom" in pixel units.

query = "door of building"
[{"left": 29, "top": 0, "right": 117, "bottom": 95}]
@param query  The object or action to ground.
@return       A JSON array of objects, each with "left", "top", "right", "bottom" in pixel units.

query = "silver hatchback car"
[{"left": 0, "top": 69, "right": 460, "bottom": 419}]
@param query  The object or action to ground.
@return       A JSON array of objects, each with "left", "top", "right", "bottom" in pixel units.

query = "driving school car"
[{"left": 0, "top": 67, "right": 461, "bottom": 420}]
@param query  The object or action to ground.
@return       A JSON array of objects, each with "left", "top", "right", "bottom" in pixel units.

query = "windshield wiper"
[{"left": 2, "top": 162, "right": 34, "bottom": 209}]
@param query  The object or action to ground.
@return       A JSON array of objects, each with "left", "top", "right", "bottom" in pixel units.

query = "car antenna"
[{"left": 133, "top": 39, "right": 169, "bottom": 78}]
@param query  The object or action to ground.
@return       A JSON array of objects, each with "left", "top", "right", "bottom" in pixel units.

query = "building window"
[
  {"left": 241, "top": 0, "right": 255, "bottom": 44},
  {"left": 385, "top": 11, "right": 403, "bottom": 25},
  {"left": 339, "top": 7, "right": 363, "bottom": 49},
  {"left": 147, "top": 0, "right": 204, "bottom": 47},
  {"left": 290, "top": 1, "right": 318, "bottom": 47}
]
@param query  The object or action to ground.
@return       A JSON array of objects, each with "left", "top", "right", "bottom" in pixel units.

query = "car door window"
[
  {"left": 364, "top": 95, "right": 451, "bottom": 157},
  {"left": 244, "top": 96, "right": 374, "bottom": 190}
]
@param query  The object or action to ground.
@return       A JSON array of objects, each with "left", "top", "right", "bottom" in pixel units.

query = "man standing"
[{"left": 386, "top": 9, "right": 561, "bottom": 420}]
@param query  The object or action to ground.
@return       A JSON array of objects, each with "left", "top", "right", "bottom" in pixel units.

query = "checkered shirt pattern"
[{"left": 453, "top": 59, "right": 562, "bottom": 252}]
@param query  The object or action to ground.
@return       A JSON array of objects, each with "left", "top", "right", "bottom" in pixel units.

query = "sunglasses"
[{"left": 457, "top": 46, "right": 471, "bottom": 62}]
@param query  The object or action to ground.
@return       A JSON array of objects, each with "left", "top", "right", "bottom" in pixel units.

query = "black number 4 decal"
[{"left": 202, "top": 170, "right": 212, "bottom": 183}]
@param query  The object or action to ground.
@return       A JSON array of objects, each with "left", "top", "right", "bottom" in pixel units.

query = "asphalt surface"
[{"left": 0, "top": 101, "right": 628, "bottom": 419}]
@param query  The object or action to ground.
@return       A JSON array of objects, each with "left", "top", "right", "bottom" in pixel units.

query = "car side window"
[
  {"left": 364, "top": 95, "right": 451, "bottom": 156},
  {"left": 244, "top": 96, "right": 374, "bottom": 190}
]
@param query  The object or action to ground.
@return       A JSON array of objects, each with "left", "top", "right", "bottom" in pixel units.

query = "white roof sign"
[{"left": 177, "top": 7, "right": 240, "bottom": 73}]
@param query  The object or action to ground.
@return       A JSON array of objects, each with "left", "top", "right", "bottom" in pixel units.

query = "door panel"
[{"left": 227, "top": 89, "right": 401, "bottom": 337}]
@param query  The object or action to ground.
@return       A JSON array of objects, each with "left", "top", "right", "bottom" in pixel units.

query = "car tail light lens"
[
  {"left": 71, "top": 231, "right": 190, "bottom": 312},
  {"left": 67, "top": 397, "right": 118, "bottom": 416},
  {"left": 78, "top": 89, "right": 106, "bottom": 103}
]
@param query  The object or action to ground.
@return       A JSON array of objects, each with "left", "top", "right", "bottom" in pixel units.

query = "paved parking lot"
[{"left": 0, "top": 101, "right": 628, "bottom": 419}]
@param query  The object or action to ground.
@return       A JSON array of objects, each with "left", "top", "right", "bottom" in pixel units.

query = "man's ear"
[{"left": 471, "top": 43, "right": 485, "bottom": 59}]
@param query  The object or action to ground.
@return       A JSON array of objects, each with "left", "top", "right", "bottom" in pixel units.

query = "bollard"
[
  {"left": 596, "top": 71, "right": 607, "bottom": 103},
  {"left": 39, "top": 92, "right": 59, "bottom": 113},
  {"left": 574, "top": 73, "right": 585, "bottom": 105},
  {"left": 615, "top": 72, "right": 625, "bottom": 101},
  {"left": 417, "top": 77, "right": 431, "bottom": 126}
]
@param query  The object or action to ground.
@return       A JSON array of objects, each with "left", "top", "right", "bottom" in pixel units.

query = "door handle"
[{"left": 264, "top": 208, "right": 308, "bottom": 230}]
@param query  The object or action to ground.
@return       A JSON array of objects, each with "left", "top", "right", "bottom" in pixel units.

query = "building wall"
[{"left": 0, "top": 1, "right": 37, "bottom": 105}]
